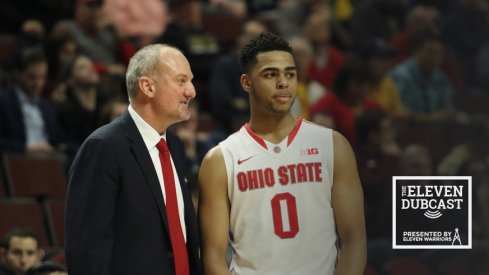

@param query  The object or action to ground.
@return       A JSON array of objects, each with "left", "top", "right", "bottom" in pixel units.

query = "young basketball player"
[{"left": 198, "top": 32, "right": 366, "bottom": 275}]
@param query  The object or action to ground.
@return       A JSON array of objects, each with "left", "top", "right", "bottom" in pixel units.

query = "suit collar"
[{"left": 127, "top": 105, "right": 167, "bottom": 150}]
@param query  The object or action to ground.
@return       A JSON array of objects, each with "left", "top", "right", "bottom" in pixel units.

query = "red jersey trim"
[
  {"left": 244, "top": 118, "right": 303, "bottom": 150},
  {"left": 244, "top": 123, "right": 268, "bottom": 149},
  {"left": 287, "top": 118, "right": 303, "bottom": 146}
]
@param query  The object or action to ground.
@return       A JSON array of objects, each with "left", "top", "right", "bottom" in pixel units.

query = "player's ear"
[{"left": 240, "top": 74, "right": 251, "bottom": 93}]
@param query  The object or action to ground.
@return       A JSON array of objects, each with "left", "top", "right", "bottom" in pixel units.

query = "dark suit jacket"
[
  {"left": 0, "top": 87, "right": 66, "bottom": 153},
  {"left": 65, "top": 110, "right": 201, "bottom": 275}
]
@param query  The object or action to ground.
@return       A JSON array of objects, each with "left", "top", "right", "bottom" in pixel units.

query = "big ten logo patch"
[
  {"left": 392, "top": 176, "right": 472, "bottom": 249},
  {"left": 300, "top": 148, "right": 319, "bottom": 156}
]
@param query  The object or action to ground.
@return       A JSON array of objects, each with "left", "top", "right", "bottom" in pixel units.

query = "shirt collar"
[{"left": 128, "top": 105, "right": 166, "bottom": 151}]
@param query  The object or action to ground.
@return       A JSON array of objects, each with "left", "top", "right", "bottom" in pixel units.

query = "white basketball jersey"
[{"left": 220, "top": 118, "right": 338, "bottom": 275}]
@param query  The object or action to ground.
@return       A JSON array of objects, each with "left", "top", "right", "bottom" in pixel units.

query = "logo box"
[{"left": 392, "top": 176, "right": 472, "bottom": 249}]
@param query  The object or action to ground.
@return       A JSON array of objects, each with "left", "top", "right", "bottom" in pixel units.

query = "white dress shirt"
[
  {"left": 16, "top": 88, "right": 48, "bottom": 146},
  {"left": 128, "top": 105, "right": 187, "bottom": 241}
]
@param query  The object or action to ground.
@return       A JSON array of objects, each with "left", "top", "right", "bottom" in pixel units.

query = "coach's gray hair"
[{"left": 126, "top": 44, "right": 180, "bottom": 100}]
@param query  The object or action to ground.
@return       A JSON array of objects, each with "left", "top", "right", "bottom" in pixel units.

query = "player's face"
[{"left": 243, "top": 51, "right": 297, "bottom": 116}]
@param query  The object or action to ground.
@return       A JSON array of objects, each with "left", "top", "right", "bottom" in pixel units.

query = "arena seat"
[
  {"left": 2, "top": 153, "right": 67, "bottom": 198},
  {"left": 0, "top": 198, "right": 50, "bottom": 247}
]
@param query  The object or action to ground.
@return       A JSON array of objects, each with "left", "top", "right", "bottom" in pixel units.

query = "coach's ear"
[
  {"left": 139, "top": 76, "right": 156, "bottom": 98},
  {"left": 240, "top": 74, "right": 251, "bottom": 93}
]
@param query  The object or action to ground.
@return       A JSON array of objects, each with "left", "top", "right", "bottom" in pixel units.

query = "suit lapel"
[
  {"left": 121, "top": 111, "right": 170, "bottom": 232},
  {"left": 122, "top": 111, "right": 199, "bottom": 267}
]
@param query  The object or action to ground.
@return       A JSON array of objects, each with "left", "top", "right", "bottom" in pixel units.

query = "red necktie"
[{"left": 157, "top": 139, "right": 189, "bottom": 275}]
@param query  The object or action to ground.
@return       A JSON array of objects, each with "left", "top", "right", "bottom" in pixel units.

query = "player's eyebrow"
[{"left": 261, "top": 66, "right": 296, "bottom": 72}]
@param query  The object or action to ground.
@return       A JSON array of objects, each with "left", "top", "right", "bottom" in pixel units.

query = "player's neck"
[{"left": 248, "top": 113, "right": 297, "bottom": 144}]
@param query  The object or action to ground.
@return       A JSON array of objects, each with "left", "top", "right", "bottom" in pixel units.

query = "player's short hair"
[
  {"left": 239, "top": 32, "right": 293, "bottom": 74},
  {"left": 1, "top": 227, "right": 40, "bottom": 250}
]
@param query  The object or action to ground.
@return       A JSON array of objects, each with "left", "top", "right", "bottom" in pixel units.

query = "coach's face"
[
  {"left": 241, "top": 50, "right": 297, "bottom": 116},
  {"left": 154, "top": 49, "right": 196, "bottom": 126}
]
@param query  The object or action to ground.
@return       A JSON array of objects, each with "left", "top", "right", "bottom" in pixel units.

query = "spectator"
[
  {"left": 55, "top": 55, "right": 106, "bottom": 150},
  {"left": 360, "top": 38, "right": 408, "bottom": 117},
  {"left": 208, "top": 18, "right": 267, "bottom": 133},
  {"left": 155, "top": 0, "right": 220, "bottom": 94},
  {"left": 0, "top": 48, "right": 67, "bottom": 155},
  {"left": 43, "top": 32, "right": 78, "bottom": 102},
  {"left": 0, "top": 228, "right": 44, "bottom": 275},
  {"left": 289, "top": 35, "right": 326, "bottom": 119},
  {"left": 389, "top": 5, "right": 464, "bottom": 91},
  {"left": 207, "top": 0, "right": 247, "bottom": 19},
  {"left": 52, "top": 0, "right": 133, "bottom": 81},
  {"left": 308, "top": 0, "right": 354, "bottom": 50},
  {"left": 310, "top": 110, "right": 335, "bottom": 129},
  {"left": 310, "top": 64, "right": 381, "bottom": 144},
  {"left": 390, "top": 34, "right": 456, "bottom": 123},
  {"left": 98, "top": 97, "right": 128, "bottom": 125},
  {"left": 17, "top": 20, "right": 45, "bottom": 51},
  {"left": 304, "top": 5, "right": 345, "bottom": 90},
  {"left": 350, "top": 0, "right": 405, "bottom": 45},
  {"left": 390, "top": 5, "right": 442, "bottom": 64},
  {"left": 355, "top": 110, "right": 400, "bottom": 239},
  {"left": 0, "top": 19, "right": 47, "bottom": 87},
  {"left": 103, "top": 0, "right": 169, "bottom": 48},
  {"left": 169, "top": 100, "right": 214, "bottom": 177}
]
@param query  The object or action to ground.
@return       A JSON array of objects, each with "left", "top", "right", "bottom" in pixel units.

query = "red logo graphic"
[
  {"left": 238, "top": 155, "right": 256, "bottom": 165},
  {"left": 300, "top": 148, "right": 319, "bottom": 156}
]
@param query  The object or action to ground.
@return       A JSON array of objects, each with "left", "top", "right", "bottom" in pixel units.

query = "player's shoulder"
[
  {"left": 204, "top": 145, "right": 223, "bottom": 159},
  {"left": 299, "top": 119, "right": 334, "bottom": 140},
  {"left": 201, "top": 145, "right": 225, "bottom": 168},
  {"left": 200, "top": 145, "right": 227, "bottom": 182},
  {"left": 332, "top": 130, "right": 350, "bottom": 148},
  {"left": 301, "top": 119, "right": 333, "bottom": 131},
  {"left": 203, "top": 144, "right": 222, "bottom": 162},
  {"left": 219, "top": 128, "right": 247, "bottom": 150}
]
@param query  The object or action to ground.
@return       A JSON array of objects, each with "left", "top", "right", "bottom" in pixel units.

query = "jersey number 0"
[{"left": 271, "top": 192, "right": 299, "bottom": 238}]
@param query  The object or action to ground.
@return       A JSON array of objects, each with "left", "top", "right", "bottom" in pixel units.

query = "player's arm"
[
  {"left": 331, "top": 131, "right": 367, "bottom": 275},
  {"left": 198, "top": 146, "right": 232, "bottom": 275}
]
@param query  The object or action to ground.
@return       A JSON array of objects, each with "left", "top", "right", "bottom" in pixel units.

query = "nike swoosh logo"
[{"left": 237, "top": 155, "right": 256, "bottom": 165}]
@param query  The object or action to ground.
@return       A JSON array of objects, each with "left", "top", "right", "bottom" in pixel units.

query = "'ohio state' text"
[{"left": 237, "top": 162, "right": 322, "bottom": 192}]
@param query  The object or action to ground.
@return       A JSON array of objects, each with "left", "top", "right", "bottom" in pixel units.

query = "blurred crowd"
[{"left": 0, "top": 0, "right": 489, "bottom": 274}]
